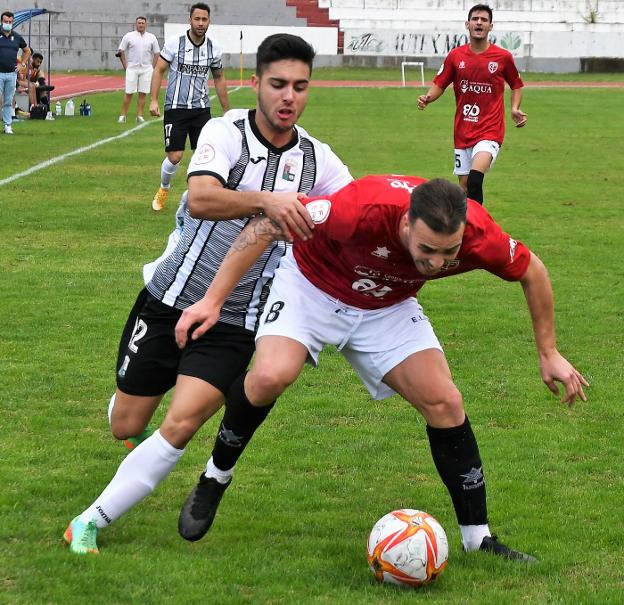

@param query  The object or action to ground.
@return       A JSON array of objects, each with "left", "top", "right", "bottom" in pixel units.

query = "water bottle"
[
  {"left": 55, "top": 100, "right": 62, "bottom": 116},
  {"left": 65, "top": 98, "right": 75, "bottom": 116}
]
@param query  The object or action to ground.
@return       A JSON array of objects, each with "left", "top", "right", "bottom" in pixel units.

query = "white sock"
[
  {"left": 107, "top": 393, "right": 116, "bottom": 426},
  {"left": 204, "top": 457, "right": 233, "bottom": 485},
  {"left": 160, "top": 158, "right": 179, "bottom": 189},
  {"left": 460, "top": 524, "right": 491, "bottom": 552},
  {"left": 80, "top": 430, "right": 184, "bottom": 529}
]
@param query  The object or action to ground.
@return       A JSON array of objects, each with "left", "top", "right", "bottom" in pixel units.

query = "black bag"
[{"left": 30, "top": 104, "right": 47, "bottom": 119}]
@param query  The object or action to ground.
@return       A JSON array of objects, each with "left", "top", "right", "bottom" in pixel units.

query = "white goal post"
[{"left": 401, "top": 61, "right": 425, "bottom": 86}]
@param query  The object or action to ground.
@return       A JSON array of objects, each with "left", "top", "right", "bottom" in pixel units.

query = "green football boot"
[{"left": 63, "top": 516, "right": 99, "bottom": 555}]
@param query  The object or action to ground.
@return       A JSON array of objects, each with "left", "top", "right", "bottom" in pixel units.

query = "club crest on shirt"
[
  {"left": 458, "top": 60, "right": 465, "bottom": 69},
  {"left": 488, "top": 61, "right": 499, "bottom": 73},
  {"left": 282, "top": 159, "right": 298, "bottom": 182},
  {"left": 194, "top": 143, "right": 216, "bottom": 165},
  {"left": 306, "top": 199, "right": 331, "bottom": 224}
]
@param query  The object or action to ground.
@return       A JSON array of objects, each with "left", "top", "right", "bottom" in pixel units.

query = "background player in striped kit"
[
  {"left": 149, "top": 3, "right": 229, "bottom": 212},
  {"left": 63, "top": 34, "right": 353, "bottom": 555}
]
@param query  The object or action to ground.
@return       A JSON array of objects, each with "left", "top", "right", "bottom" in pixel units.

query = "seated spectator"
[{"left": 25, "top": 52, "right": 54, "bottom": 108}]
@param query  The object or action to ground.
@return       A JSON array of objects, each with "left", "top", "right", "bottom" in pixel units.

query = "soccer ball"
[{"left": 367, "top": 509, "right": 448, "bottom": 587}]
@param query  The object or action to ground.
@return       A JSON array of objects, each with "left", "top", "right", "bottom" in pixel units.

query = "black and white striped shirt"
[
  {"left": 160, "top": 31, "right": 223, "bottom": 110},
  {"left": 146, "top": 109, "right": 353, "bottom": 331}
]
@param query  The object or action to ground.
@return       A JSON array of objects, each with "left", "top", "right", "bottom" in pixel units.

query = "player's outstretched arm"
[
  {"left": 417, "top": 84, "right": 444, "bottom": 110},
  {"left": 188, "top": 176, "right": 314, "bottom": 241},
  {"left": 520, "top": 252, "right": 589, "bottom": 405},
  {"left": 175, "top": 216, "right": 285, "bottom": 348}
]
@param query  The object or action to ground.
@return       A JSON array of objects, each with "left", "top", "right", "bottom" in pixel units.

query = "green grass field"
[{"left": 1, "top": 78, "right": 623, "bottom": 604}]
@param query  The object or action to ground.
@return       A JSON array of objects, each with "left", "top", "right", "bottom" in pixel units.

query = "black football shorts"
[
  {"left": 116, "top": 289, "right": 255, "bottom": 397},
  {"left": 163, "top": 108, "right": 211, "bottom": 152}
]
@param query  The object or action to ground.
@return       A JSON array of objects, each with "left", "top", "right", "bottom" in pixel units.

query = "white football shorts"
[
  {"left": 125, "top": 65, "right": 153, "bottom": 94},
  {"left": 454, "top": 140, "right": 500, "bottom": 176},
  {"left": 256, "top": 251, "right": 442, "bottom": 400}
]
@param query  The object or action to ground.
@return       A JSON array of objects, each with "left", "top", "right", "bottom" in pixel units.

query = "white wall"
[
  {"left": 163, "top": 24, "right": 338, "bottom": 55},
  {"left": 533, "top": 31, "right": 624, "bottom": 57},
  {"left": 343, "top": 28, "right": 624, "bottom": 58}
]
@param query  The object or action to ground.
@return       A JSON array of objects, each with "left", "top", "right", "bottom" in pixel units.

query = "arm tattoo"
[{"left": 229, "top": 217, "right": 285, "bottom": 254}]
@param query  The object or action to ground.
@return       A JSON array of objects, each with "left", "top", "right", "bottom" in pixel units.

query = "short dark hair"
[
  {"left": 1, "top": 11, "right": 14, "bottom": 21},
  {"left": 32, "top": 52, "right": 43, "bottom": 61},
  {"left": 136, "top": 16, "right": 147, "bottom": 23},
  {"left": 190, "top": 3, "right": 210, "bottom": 17},
  {"left": 468, "top": 4, "right": 493, "bottom": 22},
  {"left": 409, "top": 179, "right": 467, "bottom": 234},
  {"left": 256, "top": 34, "right": 315, "bottom": 77}
]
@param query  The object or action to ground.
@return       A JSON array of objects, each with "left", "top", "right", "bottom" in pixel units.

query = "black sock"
[
  {"left": 212, "top": 373, "right": 274, "bottom": 471},
  {"left": 426, "top": 416, "right": 488, "bottom": 525},
  {"left": 466, "top": 170, "right": 485, "bottom": 205}
]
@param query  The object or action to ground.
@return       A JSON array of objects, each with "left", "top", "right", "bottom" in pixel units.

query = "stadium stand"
[
  {"left": 3, "top": 0, "right": 624, "bottom": 70},
  {"left": 2, "top": 0, "right": 307, "bottom": 69},
  {"left": 321, "top": 0, "right": 624, "bottom": 33}
]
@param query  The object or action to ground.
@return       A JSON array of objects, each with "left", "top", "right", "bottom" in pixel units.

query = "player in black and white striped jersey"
[
  {"left": 64, "top": 34, "right": 353, "bottom": 554},
  {"left": 148, "top": 108, "right": 348, "bottom": 329},
  {"left": 149, "top": 3, "right": 229, "bottom": 212}
]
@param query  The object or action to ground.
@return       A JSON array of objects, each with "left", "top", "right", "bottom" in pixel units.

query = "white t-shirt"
[{"left": 118, "top": 30, "right": 160, "bottom": 68}]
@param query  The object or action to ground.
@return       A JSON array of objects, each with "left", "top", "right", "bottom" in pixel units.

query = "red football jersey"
[
  {"left": 433, "top": 43, "right": 524, "bottom": 148},
  {"left": 293, "top": 175, "right": 531, "bottom": 310}
]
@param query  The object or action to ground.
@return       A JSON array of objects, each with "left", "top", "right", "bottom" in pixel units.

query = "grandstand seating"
[
  {"left": 319, "top": 0, "right": 624, "bottom": 32},
  {"left": 5, "top": 0, "right": 623, "bottom": 70},
  {"left": 4, "top": 0, "right": 307, "bottom": 69}
]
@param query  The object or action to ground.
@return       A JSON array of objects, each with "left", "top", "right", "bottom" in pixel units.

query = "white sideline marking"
[
  {"left": 0, "top": 120, "right": 155, "bottom": 188},
  {"left": 0, "top": 88, "right": 241, "bottom": 188}
]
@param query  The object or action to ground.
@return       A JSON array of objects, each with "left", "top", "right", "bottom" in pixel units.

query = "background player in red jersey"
[
  {"left": 173, "top": 175, "right": 587, "bottom": 559},
  {"left": 418, "top": 4, "right": 527, "bottom": 205}
]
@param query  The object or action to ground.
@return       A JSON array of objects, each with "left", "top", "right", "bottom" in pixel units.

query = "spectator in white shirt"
[{"left": 117, "top": 16, "right": 160, "bottom": 123}]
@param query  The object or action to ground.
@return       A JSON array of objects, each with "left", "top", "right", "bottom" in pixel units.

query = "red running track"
[{"left": 50, "top": 73, "right": 624, "bottom": 98}]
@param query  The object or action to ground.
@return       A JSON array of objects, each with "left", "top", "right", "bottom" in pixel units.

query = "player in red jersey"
[
  {"left": 173, "top": 175, "right": 588, "bottom": 561},
  {"left": 418, "top": 4, "right": 527, "bottom": 205}
]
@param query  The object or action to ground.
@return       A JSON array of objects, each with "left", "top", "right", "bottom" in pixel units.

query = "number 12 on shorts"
[
  {"left": 128, "top": 318, "right": 148, "bottom": 353},
  {"left": 119, "top": 318, "right": 148, "bottom": 378}
]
